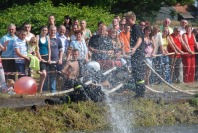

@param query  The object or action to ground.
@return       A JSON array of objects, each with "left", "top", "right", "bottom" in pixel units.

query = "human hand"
[
  {"left": 58, "top": 59, "right": 62, "bottom": 65},
  {"left": 4, "top": 40, "right": 9, "bottom": 46},
  {"left": 130, "top": 47, "right": 137, "bottom": 55},
  {"left": 189, "top": 51, "right": 194, "bottom": 54}
]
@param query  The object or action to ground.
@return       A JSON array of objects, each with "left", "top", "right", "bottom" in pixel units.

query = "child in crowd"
[
  {"left": 27, "top": 37, "right": 41, "bottom": 73},
  {"left": 65, "top": 47, "right": 73, "bottom": 62},
  {"left": 0, "top": 41, "right": 8, "bottom": 92},
  {"left": 2, "top": 79, "right": 16, "bottom": 94},
  {"left": 113, "top": 48, "right": 127, "bottom": 68}
]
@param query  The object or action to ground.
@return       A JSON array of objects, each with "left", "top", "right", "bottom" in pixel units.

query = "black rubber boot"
[{"left": 45, "top": 99, "right": 64, "bottom": 105}]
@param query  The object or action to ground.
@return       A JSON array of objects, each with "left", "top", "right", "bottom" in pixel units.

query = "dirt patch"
[{"left": 0, "top": 90, "right": 194, "bottom": 109}]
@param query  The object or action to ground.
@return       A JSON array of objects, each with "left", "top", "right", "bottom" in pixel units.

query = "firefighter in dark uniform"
[{"left": 125, "top": 11, "right": 146, "bottom": 97}]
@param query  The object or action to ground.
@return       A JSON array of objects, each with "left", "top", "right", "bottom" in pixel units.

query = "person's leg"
[
  {"left": 156, "top": 56, "right": 163, "bottom": 84},
  {"left": 145, "top": 58, "right": 152, "bottom": 86},
  {"left": 131, "top": 55, "right": 145, "bottom": 97},
  {"left": 178, "top": 58, "right": 183, "bottom": 83},
  {"left": 164, "top": 56, "right": 171, "bottom": 83},
  {"left": 49, "top": 64, "right": 57, "bottom": 93},
  {"left": 15, "top": 63, "right": 25, "bottom": 79},
  {"left": 189, "top": 55, "right": 195, "bottom": 82},
  {"left": 38, "top": 70, "right": 47, "bottom": 93},
  {"left": 2, "top": 59, "right": 16, "bottom": 80},
  {"left": 0, "top": 67, "right": 6, "bottom": 92},
  {"left": 45, "top": 94, "right": 71, "bottom": 105}
]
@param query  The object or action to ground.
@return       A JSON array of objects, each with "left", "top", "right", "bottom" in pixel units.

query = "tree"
[{"left": 0, "top": 0, "right": 195, "bottom": 21}]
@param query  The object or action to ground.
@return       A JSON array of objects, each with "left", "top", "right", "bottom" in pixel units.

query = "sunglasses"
[{"left": 30, "top": 42, "right": 37, "bottom": 44}]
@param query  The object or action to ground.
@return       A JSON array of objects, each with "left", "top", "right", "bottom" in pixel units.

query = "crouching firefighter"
[{"left": 45, "top": 49, "right": 105, "bottom": 105}]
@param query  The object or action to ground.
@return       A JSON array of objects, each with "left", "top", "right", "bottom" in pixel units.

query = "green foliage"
[
  {"left": 190, "top": 93, "right": 198, "bottom": 107},
  {"left": 191, "top": 98, "right": 198, "bottom": 107},
  {"left": 0, "top": 1, "right": 114, "bottom": 36}
]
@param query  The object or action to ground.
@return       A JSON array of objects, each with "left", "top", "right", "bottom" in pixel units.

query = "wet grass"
[
  {"left": 0, "top": 98, "right": 198, "bottom": 132},
  {"left": 0, "top": 101, "right": 108, "bottom": 132},
  {"left": 131, "top": 98, "right": 198, "bottom": 127}
]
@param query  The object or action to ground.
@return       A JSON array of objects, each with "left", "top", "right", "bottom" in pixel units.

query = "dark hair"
[
  {"left": 74, "top": 30, "right": 83, "bottom": 35},
  {"left": 97, "top": 21, "right": 103, "bottom": 27},
  {"left": 23, "top": 22, "right": 31, "bottom": 26},
  {"left": 144, "top": 26, "right": 152, "bottom": 39},
  {"left": 144, "top": 26, "right": 152, "bottom": 33},
  {"left": 72, "top": 49, "right": 79, "bottom": 53},
  {"left": 41, "top": 25, "right": 48, "bottom": 30},
  {"left": 64, "top": 15, "right": 72, "bottom": 27},
  {"left": 64, "top": 15, "right": 70, "bottom": 19},
  {"left": 73, "top": 17, "right": 78, "bottom": 21}
]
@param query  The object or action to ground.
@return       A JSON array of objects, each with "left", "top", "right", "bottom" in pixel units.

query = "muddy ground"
[{"left": 0, "top": 90, "right": 194, "bottom": 109}]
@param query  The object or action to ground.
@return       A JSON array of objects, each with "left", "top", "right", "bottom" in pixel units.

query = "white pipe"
[
  {"left": 102, "top": 67, "right": 117, "bottom": 76},
  {"left": 144, "top": 60, "right": 194, "bottom": 95}
]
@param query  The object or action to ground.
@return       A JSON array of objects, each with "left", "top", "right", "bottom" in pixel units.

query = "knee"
[{"left": 42, "top": 71, "right": 47, "bottom": 78}]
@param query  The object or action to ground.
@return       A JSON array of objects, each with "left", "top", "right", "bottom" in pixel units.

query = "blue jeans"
[
  {"left": 170, "top": 58, "right": 183, "bottom": 83},
  {"left": 43, "top": 63, "right": 57, "bottom": 93},
  {"left": 150, "top": 55, "right": 171, "bottom": 84},
  {"left": 159, "top": 56, "right": 171, "bottom": 83},
  {"left": 15, "top": 63, "right": 25, "bottom": 78}
]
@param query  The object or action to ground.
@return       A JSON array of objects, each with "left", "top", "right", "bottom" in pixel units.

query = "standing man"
[
  {"left": 125, "top": 11, "right": 145, "bottom": 98},
  {"left": 23, "top": 22, "right": 35, "bottom": 42},
  {"left": 178, "top": 19, "right": 188, "bottom": 35},
  {"left": 160, "top": 18, "right": 173, "bottom": 34},
  {"left": 88, "top": 24, "right": 114, "bottom": 70},
  {"left": 58, "top": 25, "right": 70, "bottom": 55},
  {"left": 48, "top": 25, "right": 63, "bottom": 93},
  {"left": 0, "top": 24, "right": 18, "bottom": 80}
]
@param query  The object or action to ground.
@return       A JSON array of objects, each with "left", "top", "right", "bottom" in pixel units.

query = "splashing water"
[{"left": 101, "top": 86, "right": 134, "bottom": 133}]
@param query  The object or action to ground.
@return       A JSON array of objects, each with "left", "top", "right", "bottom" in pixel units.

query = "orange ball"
[{"left": 14, "top": 77, "right": 38, "bottom": 95}]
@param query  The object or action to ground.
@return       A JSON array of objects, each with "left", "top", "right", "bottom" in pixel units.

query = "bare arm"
[
  {"left": 15, "top": 48, "right": 30, "bottom": 60},
  {"left": 35, "top": 46, "right": 42, "bottom": 60},
  {"left": 58, "top": 50, "right": 63, "bottom": 65},
  {"left": 168, "top": 35, "right": 183, "bottom": 54},
  {"left": 193, "top": 34, "right": 198, "bottom": 50},
  {"left": 151, "top": 37, "right": 156, "bottom": 56},
  {"left": 182, "top": 34, "right": 193, "bottom": 53},
  {"left": 61, "top": 61, "right": 70, "bottom": 74},
  {"left": 0, "top": 41, "right": 9, "bottom": 51}
]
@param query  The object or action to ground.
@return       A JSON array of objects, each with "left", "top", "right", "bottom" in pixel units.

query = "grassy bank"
[{"left": 0, "top": 98, "right": 198, "bottom": 132}]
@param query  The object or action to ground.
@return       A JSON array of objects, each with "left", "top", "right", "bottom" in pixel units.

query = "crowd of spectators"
[{"left": 0, "top": 12, "right": 198, "bottom": 97}]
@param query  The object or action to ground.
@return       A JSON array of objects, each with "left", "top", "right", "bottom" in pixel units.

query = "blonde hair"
[
  {"left": 7, "top": 79, "right": 15, "bottom": 86},
  {"left": 124, "top": 11, "right": 136, "bottom": 20},
  {"left": 29, "top": 37, "right": 38, "bottom": 45}
]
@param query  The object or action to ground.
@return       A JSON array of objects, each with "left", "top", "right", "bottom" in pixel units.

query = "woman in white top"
[{"left": 70, "top": 30, "right": 88, "bottom": 62}]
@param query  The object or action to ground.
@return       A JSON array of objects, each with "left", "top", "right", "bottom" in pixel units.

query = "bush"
[{"left": 0, "top": 1, "right": 114, "bottom": 36}]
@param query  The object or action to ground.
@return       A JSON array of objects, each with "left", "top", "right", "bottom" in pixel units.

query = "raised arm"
[{"left": 0, "top": 40, "right": 9, "bottom": 51}]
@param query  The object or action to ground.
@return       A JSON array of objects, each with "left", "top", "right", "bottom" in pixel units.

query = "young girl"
[
  {"left": 109, "top": 28, "right": 122, "bottom": 50},
  {"left": 27, "top": 37, "right": 42, "bottom": 72},
  {"left": 2, "top": 79, "right": 15, "bottom": 94},
  {"left": 0, "top": 41, "right": 8, "bottom": 92}
]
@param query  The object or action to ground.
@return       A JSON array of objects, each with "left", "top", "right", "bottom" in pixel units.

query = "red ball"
[{"left": 14, "top": 77, "right": 38, "bottom": 95}]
